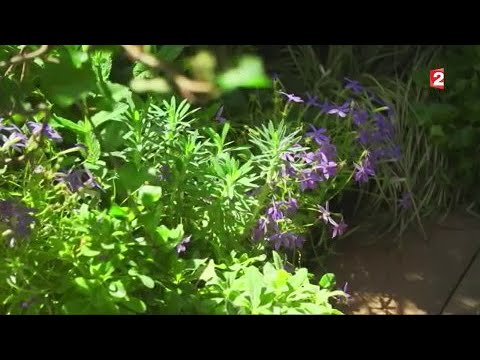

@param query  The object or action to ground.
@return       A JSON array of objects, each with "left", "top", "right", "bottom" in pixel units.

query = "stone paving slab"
[{"left": 324, "top": 215, "right": 480, "bottom": 315}]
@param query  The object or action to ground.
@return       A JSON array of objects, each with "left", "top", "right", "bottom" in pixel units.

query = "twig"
[
  {"left": 121, "top": 45, "right": 216, "bottom": 102},
  {"left": 4, "top": 46, "right": 26, "bottom": 77},
  {"left": 0, "top": 45, "right": 49, "bottom": 68}
]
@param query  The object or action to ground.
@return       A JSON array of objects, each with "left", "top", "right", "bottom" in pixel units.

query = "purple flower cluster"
[
  {"left": 351, "top": 107, "right": 400, "bottom": 162},
  {"left": 56, "top": 167, "right": 102, "bottom": 193},
  {"left": 0, "top": 199, "right": 36, "bottom": 239},
  {"left": 280, "top": 126, "right": 338, "bottom": 192},
  {"left": 0, "top": 119, "right": 63, "bottom": 152},
  {"left": 252, "top": 198, "right": 305, "bottom": 250},
  {"left": 27, "top": 121, "right": 63, "bottom": 142}
]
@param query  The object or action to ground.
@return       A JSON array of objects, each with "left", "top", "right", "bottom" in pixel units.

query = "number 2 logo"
[{"left": 430, "top": 68, "right": 445, "bottom": 90}]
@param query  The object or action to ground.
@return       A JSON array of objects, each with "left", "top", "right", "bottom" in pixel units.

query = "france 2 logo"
[{"left": 430, "top": 68, "right": 445, "bottom": 90}]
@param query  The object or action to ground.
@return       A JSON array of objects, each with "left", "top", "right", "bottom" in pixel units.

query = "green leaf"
[
  {"left": 91, "top": 50, "right": 113, "bottom": 81},
  {"left": 64, "top": 45, "right": 89, "bottom": 68},
  {"left": 319, "top": 273, "right": 336, "bottom": 289},
  {"left": 109, "top": 280, "right": 127, "bottom": 298},
  {"left": 273, "top": 269, "right": 290, "bottom": 289},
  {"left": 122, "top": 297, "right": 147, "bottom": 313},
  {"left": 272, "top": 251, "right": 284, "bottom": 270},
  {"left": 108, "top": 83, "right": 132, "bottom": 103},
  {"left": 170, "top": 224, "right": 184, "bottom": 240},
  {"left": 117, "top": 163, "right": 149, "bottom": 191},
  {"left": 245, "top": 266, "right": 264, "bottom": 310},
  {"left": 288, "top": 268, "right": 308, "bottom": 289},
  {"left": 109, "top": 205, "right": 128, "bottom": 219},
  {"left": 91, "top": 103, "right": 129, "bottom": 127},
  {"left": 40, "top": 61, "right": 97, "bottom": 107},
  {"left": 84, "top": 130, "right": 101, "bottom": 164},
  {"left": 51, "top": 114, "right": 87, "bottom": 134},
  {"left": 137, "top": 274, "right": 155, "bottom": 289},
  {"left": 80, "top": 247, "right": 101, "bottom": 257},
  {"left": 158, "top": 45, "right": 187, "bottom": 62},
  {"left": 156, "top": 225, "right": 171, "bottom": 242},
  {"left": 155, "top": 224, "right": 184, "bottom": 246},
  {"left": 300, "top": 303, "right": 325, "bottom": 314},
  {"left": 138, "top": 185, "right": 163, "bottom": 207},
  {"left": 199, "top": 259, "right": 217, "bottom": 283},
  {"left": 74, "top": 277, "right": 90, "bottom": 291},
  {"left": 217, "top": 56, "right": 271, "bottom": 90}
]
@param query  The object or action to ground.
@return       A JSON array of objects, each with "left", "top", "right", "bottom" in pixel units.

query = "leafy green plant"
[
  {"left": 0, "top": 44, "right": 350, "bottom": 314},
  {"left": 197, "top": 251, "right": 346, "bottom": 315}
]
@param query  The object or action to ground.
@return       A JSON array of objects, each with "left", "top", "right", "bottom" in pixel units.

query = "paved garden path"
[{"left": 325, "top": 212, "right": 480, "bottom": 315}]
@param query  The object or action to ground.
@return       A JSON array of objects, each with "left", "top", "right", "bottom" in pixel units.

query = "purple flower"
[
  {"left": 325, "top": 102, "right": 350, "bottom": 118},
  {"left": 305, "top": 93, "right": 321, "bottom": 107},
  {"left": 280, "top": 163, "right": 297, "bottom": 178},
  {"left": 283, "top": 198, "right": 298, "bottom": 214},
  {"left": 299, "top": 170, "right": 323, "bottom": 191},
  {"left": 27, "top": 121, "right": 62, "bottom": 142},
  {"left": 317, "top": 155, "right": 337, "bottom": 180},
  {"left": 281, "top": 150, "right": 297, "bottom": 163},
  {"left": 398, "top": 192, "right": 412, "bottom": 210},
  {"left": 354, "top": 157, "right": 375, "bottom": 183},
  {"left": 279, "top": 91, "right": 303, "bottom": 103},
  {"left": 319, "top": 101, "right": 333, "bottom": 113},
  {"left": 214, "top": 106, "right": 226, "bottom": 123},
  {"left": 267, "top": 202, "right": 284, "bottom": 221},
  {"left": 331, "top": 219, "right": 348, "bottom": 238},
  {"left": 0, "top": 119, "right": 22, "bottom": 134},
  {"left": 317, "top": 202, "right": 335, "bottom": 225},
  {"left": 381, "top": 144, "right": 401, "bottom": 160},
  {"left": 341, "top": 282, "right": 352, "bottom": 300},
  {"left": 318, "top": 142, "right": 337, "bottom": 160},
  {"left": 306, "top": 125, "right": 329, "bottom": 145},
  {"left": 176, "top": 235, "right": 191, "bottom": 254},
  {"left": 56, "top": 168, "right": 102, "bottom": 192},
  {"left": 268, "top": 232, "right": 305, "bottom": 250},
  {"left": 276, "top": 198, "right": 299, "bottom": 216},
  {"left": 344, "top": 78, "right": 364, "bottom": 94},
  {"left": 0, "top": 199, "right": 36, "bottom": 239},
  {"left": 302, "top": 151, "right": 319, "bottom": 165},
  {"left": 352, "top": 109, "right": 369, "bottom": 127},
  {"left": 252, "top": 217, "right": 269, "bottom": 242},
  {"left": 1, "top": 132, "right": 27, "bottom": 152},
  {"left": 367, "top": 91, "right": 386, "bottom": 106},
  {"left": 374, "top": 114, "right": 394, "bottom": 139},
  {"left": 357, "top": 130, "right": 372, "bottom": 145}
]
